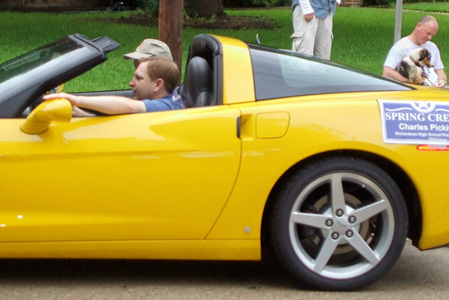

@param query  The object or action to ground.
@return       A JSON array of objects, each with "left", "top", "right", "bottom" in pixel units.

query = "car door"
[{"left": 0, "top": 106, "right": 241, "bottom": 242}]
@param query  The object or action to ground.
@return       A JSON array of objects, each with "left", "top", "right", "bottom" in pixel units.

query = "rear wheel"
[{"left": 270, "top": 157, "right": 408, "bottom": 290}]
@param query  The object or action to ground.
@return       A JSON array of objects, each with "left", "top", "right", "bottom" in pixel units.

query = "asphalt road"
[{"left": 0, "top": 241, "right": 448, "bottom": 299}]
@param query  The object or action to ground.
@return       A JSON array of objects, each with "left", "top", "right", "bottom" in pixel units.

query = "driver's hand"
[{"left": 43, "top": 92, "right": 81, "bottom": 106}]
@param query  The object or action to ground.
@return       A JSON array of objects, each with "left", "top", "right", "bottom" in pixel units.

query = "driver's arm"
[
  {"left": 43, "top": 92, "right": 146, "bottom": 115},
  {"left": 72, "top": 106, "right": 96, "bottom": 117}
]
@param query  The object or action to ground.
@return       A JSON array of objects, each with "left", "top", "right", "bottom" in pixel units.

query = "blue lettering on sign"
[{"left": 378, "top": 100, "right": 449, "bottom": 145}]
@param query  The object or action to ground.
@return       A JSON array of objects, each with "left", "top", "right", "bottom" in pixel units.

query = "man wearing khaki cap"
[{"left": 124, "top": 39, "right": 173, "bottom": 68}]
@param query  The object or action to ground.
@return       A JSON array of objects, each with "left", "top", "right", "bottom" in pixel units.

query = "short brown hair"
[{"left": 139, "top": 56, "right": 179, "bottom": 93}]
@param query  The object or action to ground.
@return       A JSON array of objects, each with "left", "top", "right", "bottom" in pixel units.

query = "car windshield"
[
  {"left": 0, "top": 37, "right": 82, "bottom": 84},
  {"left": 249, "top": 44, "right": 412, "bottom": 100}
]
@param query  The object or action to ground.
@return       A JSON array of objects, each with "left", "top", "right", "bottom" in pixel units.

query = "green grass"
[
  {"left": 403, "top": 2, "right": 449, "bottom": 13},
  {"left": 1, "top": 6, "right": 449, "bottom": 91}
]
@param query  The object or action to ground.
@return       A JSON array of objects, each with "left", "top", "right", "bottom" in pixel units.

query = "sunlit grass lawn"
[
  {"left": 1, "top": 5, "right": 449, "bottom": 91},
  {"left": 402, "top": 2, "right": 449, "bottom": 12}
]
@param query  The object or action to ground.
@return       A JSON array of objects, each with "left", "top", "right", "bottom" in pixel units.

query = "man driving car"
[{"left": 43, "top": 56, "right": 184, "bottom": 116}]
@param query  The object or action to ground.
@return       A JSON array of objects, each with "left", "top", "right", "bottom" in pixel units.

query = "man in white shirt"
[{"left": 383, "top": 15, "right": 447, "bottom": 88}]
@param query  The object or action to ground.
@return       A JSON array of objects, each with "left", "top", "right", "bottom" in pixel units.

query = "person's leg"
[
  {"left": 291, "top": 5, "right": 318, "bottom": 56},
  {"left": 314, "top": 13, "right": 333, "bottom": 60}
]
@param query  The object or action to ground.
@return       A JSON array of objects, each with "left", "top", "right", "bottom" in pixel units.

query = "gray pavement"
[{"left": 0, "top": 241, "right": 448, "bottom": 299}]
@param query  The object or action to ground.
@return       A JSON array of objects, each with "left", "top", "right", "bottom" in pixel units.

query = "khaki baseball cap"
[{"left": 124, "top": 39, "right": 173, "bottom": 60}]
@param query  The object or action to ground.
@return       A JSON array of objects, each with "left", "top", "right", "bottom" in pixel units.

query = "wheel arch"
[{"left": 261, "top": 150, "right": 422, "bottom": 256}]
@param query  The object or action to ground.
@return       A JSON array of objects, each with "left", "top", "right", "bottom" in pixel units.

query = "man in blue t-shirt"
[{"left": 44, "top": 56, "right": 185, "bottom": 116}]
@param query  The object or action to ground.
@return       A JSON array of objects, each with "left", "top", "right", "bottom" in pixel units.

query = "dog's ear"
[
  {"left": 420, "top": 49, "right": 433, "bottom": 67},
  {"left": 419, "top": 48, "right": 431, "bottom": 60}
]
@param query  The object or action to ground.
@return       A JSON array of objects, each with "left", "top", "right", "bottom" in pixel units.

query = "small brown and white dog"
[{"left": 396, "top": 48, "right": 435, "bottom": 86}]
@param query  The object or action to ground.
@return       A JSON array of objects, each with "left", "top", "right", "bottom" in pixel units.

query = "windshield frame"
[{"left": 0, "top": 34, "right": 113, "bottom": 118}]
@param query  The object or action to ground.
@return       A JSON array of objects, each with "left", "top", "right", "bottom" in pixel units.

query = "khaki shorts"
[{"left": 291, "top": 5, "right": 333, "bottom": 60}]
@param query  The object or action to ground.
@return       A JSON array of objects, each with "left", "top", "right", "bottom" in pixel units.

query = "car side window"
[{"left": 249, "top": 46, "right": 412, "bottom": 101}]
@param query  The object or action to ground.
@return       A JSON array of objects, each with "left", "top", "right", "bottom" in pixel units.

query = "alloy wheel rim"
[{"left": 288, "top": 172, "right": 395, "bottom": 279}]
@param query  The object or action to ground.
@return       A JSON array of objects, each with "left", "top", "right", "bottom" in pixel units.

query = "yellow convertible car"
[{"left": 1, "top": 33, "right": 449, "bottom": 291}]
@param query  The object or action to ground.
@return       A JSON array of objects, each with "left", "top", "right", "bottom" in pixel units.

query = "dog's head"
[{"left": 409, "top": 48, "right": 433, "bottom": 68}]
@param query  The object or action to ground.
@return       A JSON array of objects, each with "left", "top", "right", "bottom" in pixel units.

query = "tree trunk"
[
  {"left": 159, "top": 0, "right": 183, "bottom": 84},
  {"left": 185, "top": 0, "right": 224, "bottom": 18}
]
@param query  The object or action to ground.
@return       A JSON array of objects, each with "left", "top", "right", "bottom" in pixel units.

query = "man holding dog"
[{"left": 383, "top": 15, "right": 447, "bottom": 88}]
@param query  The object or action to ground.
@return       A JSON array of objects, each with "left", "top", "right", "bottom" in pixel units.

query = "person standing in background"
[
  {"left": 383, "top": 15, "right": 447, "bottom": 88},
  {"left": 291, "top": 0, "right": 340, "bottom": 60}
]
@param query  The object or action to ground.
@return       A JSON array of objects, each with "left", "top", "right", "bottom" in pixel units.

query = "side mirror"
[{"left": 21, "top": 98, "right": 72, "bottom": 134}]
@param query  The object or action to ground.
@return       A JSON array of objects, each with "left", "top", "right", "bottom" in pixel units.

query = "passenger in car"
[
  {"left": 43, "top": 56, "right": 185, "bottom": 116},
  {"left": 124, "top": 39, "right": 173, "bottom": 68}
]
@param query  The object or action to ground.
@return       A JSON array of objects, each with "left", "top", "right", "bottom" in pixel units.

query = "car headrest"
[{"left": 180, "top": 56, "right": 213, "bottom": 108}]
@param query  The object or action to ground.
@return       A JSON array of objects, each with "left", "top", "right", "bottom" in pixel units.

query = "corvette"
[{"left": 1, "top": 33, "right": 449, "bottom": 291}]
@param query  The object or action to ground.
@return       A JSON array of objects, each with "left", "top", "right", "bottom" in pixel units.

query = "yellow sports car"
[{"left": 2, "top": 33, "right": 449, "bottom": 291}]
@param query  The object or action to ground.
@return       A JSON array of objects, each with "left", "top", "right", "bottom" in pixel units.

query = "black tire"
[{"left": 270, "top": 156, "right": 408, "bottom": 291}]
